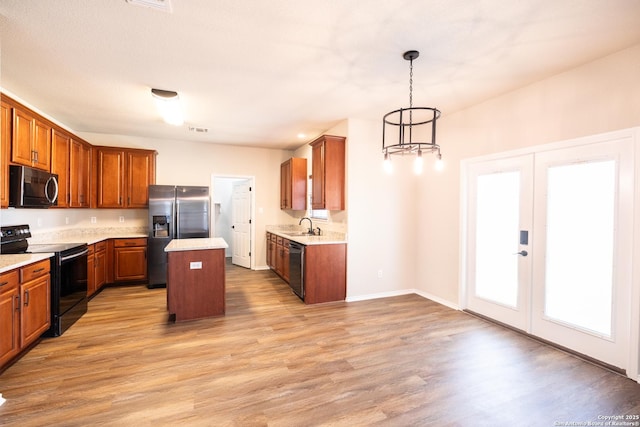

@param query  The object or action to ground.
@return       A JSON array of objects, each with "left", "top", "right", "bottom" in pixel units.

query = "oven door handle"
[{"left": 59, "top": 248, "right": 89, "bottom": 263}]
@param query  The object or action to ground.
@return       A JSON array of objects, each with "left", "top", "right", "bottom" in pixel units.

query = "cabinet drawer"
[
  {"left": 276, "top": 236, "right": 283, "bottom": 245},
  {"left": 95, "top": 240, "right": 107, "bottom": 252},
  {"left": 0, "top": 269, "right": 19, "bottom": 291},
  {"left": 270, "top": 234, "right": 277, "bottom": 242},
  {"left": 114, "top": 238, "right": 147, "bottom": 247},
  {"left": 19, "top": 259, "right": 51, "bottom": 283}
]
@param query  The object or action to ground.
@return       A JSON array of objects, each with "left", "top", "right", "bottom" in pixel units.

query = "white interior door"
[
  {"left": 464, "top": 135, "right": 633, "bottom": 370},
  {"left": 531, "top": 139, "right": 632, "bottom": 369},
  {"left": 231, "top": 181, "right": 251, "bottom": 268},
  {"left": 465, "top": 154, "right": 533, "bottom": 331}
]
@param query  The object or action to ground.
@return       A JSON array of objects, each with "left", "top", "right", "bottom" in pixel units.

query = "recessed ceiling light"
[
  {"left": 297, "top": 133, "right": 306, "bottom": 139},
  {"left": 125, "top": 0, "right": 173, "bottom": 13}
]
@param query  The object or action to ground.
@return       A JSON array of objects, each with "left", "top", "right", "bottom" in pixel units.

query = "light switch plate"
[{"left": 190, "top": 261, "right": 202, "bottom": 269}]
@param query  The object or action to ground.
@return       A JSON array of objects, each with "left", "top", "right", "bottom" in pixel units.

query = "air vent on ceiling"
[
  {"left": 189, "top": 126, "right": 209, "bottom": 133},
  {"left": 125, "top": 0, "right": 173, "bottom": 13}
]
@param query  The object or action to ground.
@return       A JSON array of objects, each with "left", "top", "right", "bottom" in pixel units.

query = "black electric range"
[{"left": 1, "top": 224, "right": 89, "bottom": 336}]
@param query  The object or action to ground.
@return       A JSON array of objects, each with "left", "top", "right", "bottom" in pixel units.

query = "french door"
[
  {"left": 465, "top": 155, "right": 533, "bottom": 331},
  {"left": 465, "top": 136, "right": 633, "bottom": 370}
]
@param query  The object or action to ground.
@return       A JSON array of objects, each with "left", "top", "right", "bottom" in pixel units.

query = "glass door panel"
[
  {"left": 544, "top": 161, "right": 615, "bottom": 336},
  {"left": 475, "top": 172, "right": 520, "bottom": 308}
]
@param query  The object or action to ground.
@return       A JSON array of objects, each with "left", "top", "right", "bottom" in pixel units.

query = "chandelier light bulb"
[
  {"left": 435, "top": 152, "right": 444, "bottom": 172},
  {"left": 383, "top": 151, "right": 393, "bottom": 174},
  {"left": 414, "top": 150, "right": 424, "bottom": 175}
]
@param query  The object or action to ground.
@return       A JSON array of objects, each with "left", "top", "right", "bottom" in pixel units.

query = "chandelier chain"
[
  {"left": 409, "top": 58, "right": 413, "bottom": 109},
  {"left": 409, "top": 56, "right": 414, "bottom": 127}
]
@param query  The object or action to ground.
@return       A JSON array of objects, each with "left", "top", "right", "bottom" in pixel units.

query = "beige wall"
[{"left": 416, "top": 43, "right": 640, "bottom": 305}]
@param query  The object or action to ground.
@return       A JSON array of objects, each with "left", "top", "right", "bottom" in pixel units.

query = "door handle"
[{"left": 514, "top": 250, "right": 528, "bottom": 256}]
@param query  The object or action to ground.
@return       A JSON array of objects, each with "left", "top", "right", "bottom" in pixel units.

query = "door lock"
[{"left": 514, "top": 250, "right": 528, "bottom": 256}]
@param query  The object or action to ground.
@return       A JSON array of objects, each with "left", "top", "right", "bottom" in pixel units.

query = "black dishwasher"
[{"left": 289, "top": 242, "right": 304, "bottom": 299}]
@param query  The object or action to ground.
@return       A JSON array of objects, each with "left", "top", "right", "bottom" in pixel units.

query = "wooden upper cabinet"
[
  {"left": 310, "top": 135, "right": 345, "bottom": 210},
  {"left": 127, "top": 150, "right": 155, "bottom": 208},
  {"left": 51, "top": 129, "right": 71, "bottom": 208},
  {"left": 93, "top": 146, "right": 156, "bottom": 208},
  {"left": 50, "top": 130, "right": 91, "bottom": 209},
  {"left": 280, "top": 157, "right": 307, "bottom": 210},
  {"left": 1, "top": 100, "right": 11, "bottom": 208},
  {"left": 33, "top": 119, "right": 52, "bottom": 170},
  {"left": 12, "top": 107, "right": 35, "bottom": 166},
  {"left": 70, "top": 139, "right": 90, "bottom": 208},
  {"left": 95, "top": 147, "right": 126, "bottom": 208},
  {"left": 12, "top": 106, "right": 51, "bottom": 171}
]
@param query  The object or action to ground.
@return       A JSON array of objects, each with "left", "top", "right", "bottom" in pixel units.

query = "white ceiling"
[{"left": 1, "top": 0, "right": 640, "bottom": 150}]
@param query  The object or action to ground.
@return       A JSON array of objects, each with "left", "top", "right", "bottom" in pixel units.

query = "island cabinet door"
[{"left": 167, "top": 248, "right": 225, "bottom": 321}]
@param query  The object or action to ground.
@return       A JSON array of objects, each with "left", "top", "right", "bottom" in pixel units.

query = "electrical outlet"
[
  {"left": 377, "top": 269, "right": 383, "bottom": 279},
  {"left": 37, "top": 218, "right": 43, "bottom": 227},
  {"left": 119, "top": 216, "right": 125, "bottom": 223},
  {"left": 90, "top": 217, "right": 97, "bottom": 224},
  {"left": 65, "top": 217, "right": 69, "bottom": 225}
]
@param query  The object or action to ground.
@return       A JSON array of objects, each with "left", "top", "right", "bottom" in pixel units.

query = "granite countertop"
[
  {"left": 0, "top": 253, "right": 53, "bottom": 274},
  {"left": 266, "top": 226, "right": 347, "bottom": 245},
  {"left": 0, "top": 229, "right": 147, "bottom": 274},
  {"left": 164, "top": 237, "right": 229, "bottom": 252},
  {"left": 30, "top": 232, "right": 147, "bottom": 246}
]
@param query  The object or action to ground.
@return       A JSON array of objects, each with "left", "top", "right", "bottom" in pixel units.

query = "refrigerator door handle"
[{"left": 174, "top": 200, "right": 179, "bottom": 239}]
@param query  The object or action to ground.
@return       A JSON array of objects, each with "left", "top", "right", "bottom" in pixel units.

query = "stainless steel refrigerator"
[{"left": 147, "top": 185, "right": 210, "bottom": 288}]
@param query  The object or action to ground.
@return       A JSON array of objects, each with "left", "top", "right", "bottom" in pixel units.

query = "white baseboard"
[
  {"left": 346, "top": 289, "right": 415, "bottom": 302},
  {"left": 346, "top": 289, "right": 460, "bottom": 311}
]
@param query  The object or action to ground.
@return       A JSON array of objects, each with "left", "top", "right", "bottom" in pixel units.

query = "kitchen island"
[{"left": 164, "top": 237, "right": 228, "bottom": 321}]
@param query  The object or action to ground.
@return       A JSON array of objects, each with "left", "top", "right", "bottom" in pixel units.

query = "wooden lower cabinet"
[
  {"left": 113, "top": 238, "right": 147, "bottom": 282},
  {"left": 269, "top": 234, "right": 290, "bottom": 282},
  {"left": 267, "top": 233, "right": 277, "bottom": 270},
  {"left": 304, "top": 244, "right": 347, "bottom": 304},
  {"left": 0, "top": 270, "right": 20, "bottom": 367},
  {"left": 87, "top": 241, "right": 107, "bottom": 297},
  {"left": 20, "top": 264, "right": 51, "bottom": 348},
  {"left": 266, "top": 233, "right": 272, "bottom": 267},
  {"left": 1, "top": 258, "right": 51, "bottom": 371}
]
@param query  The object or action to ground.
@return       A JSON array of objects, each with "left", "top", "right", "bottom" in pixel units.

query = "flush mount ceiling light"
[
  {"left": 151, "top": 88, "right": 183, "bottom": 126},
  {"left": 126, "top": 0, "right": 173, "bottom": 13},
  {"left": 382, "top": 50, "right": 443, "bottom": 175}
]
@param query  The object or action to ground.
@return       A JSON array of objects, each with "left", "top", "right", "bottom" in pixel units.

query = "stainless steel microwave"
[{"left": 9, "top": 165, "right": 59, "bottom": 208}]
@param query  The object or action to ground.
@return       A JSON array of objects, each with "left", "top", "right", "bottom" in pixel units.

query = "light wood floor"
[{"left": 1, "top": 264, "right": 640, "bottom": 426}]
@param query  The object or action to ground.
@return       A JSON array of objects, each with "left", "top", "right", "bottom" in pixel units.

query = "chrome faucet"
[{"left": 299, "top": 217, "right": 313, "bottom": 234}]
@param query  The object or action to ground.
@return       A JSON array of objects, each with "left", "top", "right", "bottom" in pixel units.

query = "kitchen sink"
[{"left": 286, "top": 232, "right": 316, "bottom": 237}]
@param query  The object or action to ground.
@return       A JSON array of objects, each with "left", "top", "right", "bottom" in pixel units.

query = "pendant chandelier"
[{"left": 382, "top": 50, "right": 443, "bottom": 175}]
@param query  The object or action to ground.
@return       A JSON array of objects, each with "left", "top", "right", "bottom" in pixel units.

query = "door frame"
[
  {"left": 211, "top": 174, "right": 256, "bottom": 270},
  {"left": 459, "top": 127, "right": 640, "bottom": 382}
]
